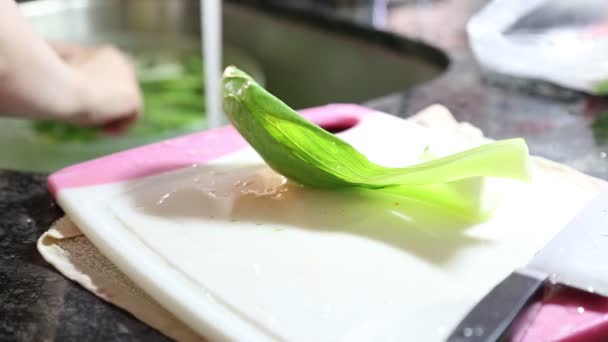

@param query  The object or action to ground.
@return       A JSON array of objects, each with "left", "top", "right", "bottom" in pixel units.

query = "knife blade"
[{"left": 446, "top": 189, "right": 608, "bottom": 342}]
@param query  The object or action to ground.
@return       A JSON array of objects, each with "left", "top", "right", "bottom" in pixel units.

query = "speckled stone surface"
[
  {"left": 367, "top": 56, "right": 608, "bottom": 180},
  {"left": 2, "top": 0, "right": 608, "bottom": 341},
  {"left": 0, "top": 171, "right": 169, "bottom": 341}
]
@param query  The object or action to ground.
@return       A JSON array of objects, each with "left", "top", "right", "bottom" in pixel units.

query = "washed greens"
[
  {"left": 33, "top": 53, "right": 205, "bottom": 142},
  {"left": 223, "top": 66, "right": 532, "bottom": 219}
]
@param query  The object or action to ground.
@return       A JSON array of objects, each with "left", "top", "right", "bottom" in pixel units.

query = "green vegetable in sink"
[
  {"left": 32, "top": 53, "right": 205, "bottom": 143},
  {"left": 223, "top": 66, "right": 532, "bottom": 219}
]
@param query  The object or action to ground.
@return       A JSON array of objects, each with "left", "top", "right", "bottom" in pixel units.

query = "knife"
[{"left": 446, "top": 190, "right": 608, "bottom": 342}]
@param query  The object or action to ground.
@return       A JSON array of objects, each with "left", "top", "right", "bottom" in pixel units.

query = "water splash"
[{"left": 153, "top": 165, "right": 292, "bottom": 210}]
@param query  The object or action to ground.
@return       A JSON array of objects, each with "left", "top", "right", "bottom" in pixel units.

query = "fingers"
[
  {"left": 60, "top": 42, "right": 143, "bottom": 130},
  {"left": 101, "top": 109, "right": 140, "bottom": 135},
  {"left": 48, "top": 40, "right": 94, "bottom": 64},
  {"left": 66, "top": 87, "right": 143, "bottom": 128}
]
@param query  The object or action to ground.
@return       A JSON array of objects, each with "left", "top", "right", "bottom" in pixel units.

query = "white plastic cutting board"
[{"left": 47, "top": 104, "right": 600, "bottom": 341}]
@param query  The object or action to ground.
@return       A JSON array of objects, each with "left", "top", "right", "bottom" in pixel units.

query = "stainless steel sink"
[
  {"left": 21, "top": 0, "right": 448, "bottom": 109},
  {"left": 223, "top": 1, "right": 447, "bottom": 108},
  {"left": 0, "top": 0, "right": 447, "bottom": 173}
]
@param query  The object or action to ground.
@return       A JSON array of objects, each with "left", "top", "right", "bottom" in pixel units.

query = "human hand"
[
  {"left": 0, "top": 0, "right": 143, "bottom": 133},
  {"left": 51, "top": 42, "right": 143, "bottom": 132}
]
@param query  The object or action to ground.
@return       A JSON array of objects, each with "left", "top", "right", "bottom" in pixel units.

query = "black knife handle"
[{"left": 446, "top": 272, "right": 546, "bottom": 342}]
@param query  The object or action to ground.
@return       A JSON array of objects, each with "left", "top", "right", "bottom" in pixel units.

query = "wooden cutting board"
[{"left": 45, "top": 104, "right": 605, "bottom": 342}]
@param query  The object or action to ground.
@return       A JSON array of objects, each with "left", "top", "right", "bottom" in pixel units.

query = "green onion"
[{"left": 222, "top": 66, "right": 532, "bottom": 220}]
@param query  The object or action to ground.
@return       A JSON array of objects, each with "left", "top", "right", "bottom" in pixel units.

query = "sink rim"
[{"left": 225, "top": 0, "right": 450, "bottom": 76}]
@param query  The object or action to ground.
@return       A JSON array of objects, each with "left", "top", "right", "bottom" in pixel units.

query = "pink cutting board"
[{"left": 47, "top": 104, "right": 608, "bottom": 341}]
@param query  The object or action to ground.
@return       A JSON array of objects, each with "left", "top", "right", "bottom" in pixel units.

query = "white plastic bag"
[{"left": 467, "top": 0, "right": 608, "bottom": 94}]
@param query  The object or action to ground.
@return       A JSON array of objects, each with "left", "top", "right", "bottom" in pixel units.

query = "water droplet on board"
[
  {"left": 156, "top": 193, "right": 172, "bottom": 205},
  {"left": 601, "top": 152, "right": 607, "bottom": 159},
  {"left": 463, "top": 327, "right": 473, "bottom": 337},
  {"left": 270, "top": 192, "right": 284, "bottom": 200}
]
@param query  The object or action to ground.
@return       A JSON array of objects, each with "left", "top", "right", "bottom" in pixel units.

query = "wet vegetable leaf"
[{"left": 222, "top": 66, "right": 531, "bottom": 219}]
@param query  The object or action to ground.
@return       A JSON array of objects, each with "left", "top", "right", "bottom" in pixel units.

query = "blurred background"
[
  {"left": 3, "top": 0, "right": 608, "bottom": 179},
  {"left": 3, "top": 0, "right": 454, "bottom": 172}
]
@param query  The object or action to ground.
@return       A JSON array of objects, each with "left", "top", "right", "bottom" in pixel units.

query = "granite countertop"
[{"left": 2, "top": 0, "right": 608, "bottom": 341}]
